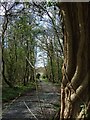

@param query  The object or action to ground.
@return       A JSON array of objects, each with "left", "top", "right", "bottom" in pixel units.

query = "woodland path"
[{"left": 2, "top": 80, "right": 60, "bottom": 120}]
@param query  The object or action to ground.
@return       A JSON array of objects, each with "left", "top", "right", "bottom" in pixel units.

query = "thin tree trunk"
[
  {"left": 50, "top": 56, "right": 54, "bottom": 83},
  {"left": 56, "top": 51, "right": 61, "bottom": 82},
  {"left": 2, "top": 14, "right": 14, "bottom": 88}
]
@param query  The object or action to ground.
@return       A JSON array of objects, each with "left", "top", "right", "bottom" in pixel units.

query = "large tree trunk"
[{"left": 57, "top": 3, "right": 90, "bottom": 119}]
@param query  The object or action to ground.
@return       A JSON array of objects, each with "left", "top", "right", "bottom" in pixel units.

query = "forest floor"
[{"left": 2, "top": 80, "right": 60, "bottom": 120}]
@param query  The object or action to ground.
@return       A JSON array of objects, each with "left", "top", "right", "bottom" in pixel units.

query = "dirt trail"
[{"left": 2, "top": 80, "right": 60, "bottom": 120}]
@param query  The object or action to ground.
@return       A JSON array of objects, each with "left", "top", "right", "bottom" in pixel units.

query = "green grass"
[
  {"left": 2, "top": 82, "right": 36, "bottom": 103},
  {"left": 42, "top": 78, "right": 49, "bottom": 82}
]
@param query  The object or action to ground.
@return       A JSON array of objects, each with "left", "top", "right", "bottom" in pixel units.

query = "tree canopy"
[{"left": 1, "top": 2, "right": 90, "bottom": 120}]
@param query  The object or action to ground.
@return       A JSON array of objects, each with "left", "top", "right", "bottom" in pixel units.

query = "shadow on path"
[{"left": 2, "top": 80, "right": 60, "bottom": 120}]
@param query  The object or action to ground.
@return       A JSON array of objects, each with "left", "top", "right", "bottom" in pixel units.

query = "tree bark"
[
  {"left": 2, "top": 14, "right": 14, "bottom": 88},
  {"left": 57, "top": 2, "right": 90, "bottom": 119}
]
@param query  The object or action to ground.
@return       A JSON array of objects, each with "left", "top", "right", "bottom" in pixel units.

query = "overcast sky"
[{"left": 35, "top": 47, "right": 47, "bottom": 68}]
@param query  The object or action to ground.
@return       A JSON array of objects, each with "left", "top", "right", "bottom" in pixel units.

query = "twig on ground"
[{"left": 24, "top": 101, "right": 38, "bottom": 120}]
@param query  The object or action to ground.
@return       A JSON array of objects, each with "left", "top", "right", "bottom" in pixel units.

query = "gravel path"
[{"left": 2, "top": 80, "right": 60, "bottom": 120}]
